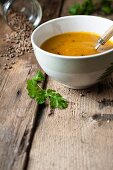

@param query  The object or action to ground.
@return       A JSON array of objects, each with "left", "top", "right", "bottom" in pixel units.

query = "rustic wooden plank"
[
  {"left": 28, "top": 0, "right": 113, "bottom": 170},
  {"left": 0, "top": 0, "right": 62, "bottom": 170},
  {"left": 0, "top": 15, "right": 39, "bottom": 170}
]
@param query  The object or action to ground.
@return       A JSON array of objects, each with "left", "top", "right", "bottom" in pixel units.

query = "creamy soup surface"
[{"left": 40, "top": 32, "right": 113, "bottom": 56}]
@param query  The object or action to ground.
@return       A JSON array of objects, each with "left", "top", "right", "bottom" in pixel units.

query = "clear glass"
[{"left": 0, "top": 0, "right": 42, "bottom": 28}]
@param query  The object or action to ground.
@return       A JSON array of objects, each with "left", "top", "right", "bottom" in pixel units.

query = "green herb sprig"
[
  {"left": 101, "top": 0, "right": 113, "bottom": 15},
  {"left": 69, "top": 0, "right": 113, "bottom": 15},
  {"left": 69, "top": 0, "right": 94, "bottom": 15},
  {"left": 27, "top": 71, "right": 68, "bottom": 109}
]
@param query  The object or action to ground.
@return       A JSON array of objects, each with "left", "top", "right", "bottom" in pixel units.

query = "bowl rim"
[{"left": 31, "top": 15, "right": 113, "bottom": 59}]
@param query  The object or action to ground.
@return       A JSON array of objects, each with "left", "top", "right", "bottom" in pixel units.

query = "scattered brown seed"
[
  {"left": 8, "top": 66, "right": 13, "bottom": 69},
  {"left": 2, "top": 10, "right": 33, "bottom": 69},
  {"left": 11, "top": 54, "right": 15, "bottom": 58},
  {"left": 48, "top": 109, "right": 54, "bottom": 116},
  {"left": 11, "top": 61, "right": 15, "bottom": 64}
]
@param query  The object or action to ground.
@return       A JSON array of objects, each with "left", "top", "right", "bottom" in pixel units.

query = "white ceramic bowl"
[{"left": 31, "top": 15, "right": 113, "bottom": 89}]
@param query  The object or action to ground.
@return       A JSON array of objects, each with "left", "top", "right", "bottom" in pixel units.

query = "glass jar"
[{"left": 0, "top": 0, "right": 42, "bottom": 29}]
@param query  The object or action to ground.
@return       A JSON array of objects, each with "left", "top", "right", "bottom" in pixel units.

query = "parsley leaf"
[
  {"left": 69, "top": 0, "right": 113, "bottom": 15},
  {"left": 69, "top": 3, "right": 82, "bottom": 15},
  {"left": 32, "top": 70, "right": 45, "bottom": 82},
  {"left": 101, "top": 6, "right": 113, "bottom": 15},
  {"left": 35, "top": 89, "right": 47, "bottom": 104},
  {"left": 101, "top": 0, "right": 113, "bottom": 15},
  {"left": 82, "top": 0, "right": 94, "bottom": 15},
  {"left": 27, "top": 79, "right": 40, "bottom": 98},
  {"left": 27, "top": 71, "right": 68, "bottom": 109},
  {"left": 27, "top": 79, "right": 47, "bottom": 104},
  {"left": 69, "top": 0, "right": 94, "bottom": 15},
  {"left": 47, "top": 89, "right": 68, "bottom": 109}
]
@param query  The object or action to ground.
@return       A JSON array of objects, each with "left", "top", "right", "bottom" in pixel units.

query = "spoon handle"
[
  {"left": 101, "top": 25, "right": 113, "bottom": 44},
  {"left": 95, "top": 25, "right": 113, "bottom": 50}
]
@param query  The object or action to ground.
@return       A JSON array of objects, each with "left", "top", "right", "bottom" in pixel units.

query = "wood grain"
[
  {"left": 0, "top": 15, "right": 39, "bottom": 170},
  {"left": 28, "top": 77, "right": 113, "bottom": 170},
  {"left": 0, "top": 0, "right": 62, "bottom": 170},
  {"left": 27, "top": 0, "right": 113, "bottom": 170}
]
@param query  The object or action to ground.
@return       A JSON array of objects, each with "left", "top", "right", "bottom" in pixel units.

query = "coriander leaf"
[
  {"left": 101, "top": 0, "right": 113, "bottom": 15},
  {"left": 27, "top": 71, "right": 68, "bottom": 109},
  {"left": 69, "top": 3, "right": 82, "bottom": 15},
  {"left": 69, "top": 0, "right": 113, "bottom": 16},
  {"left": 101, "top": 6, "right": 113, "bottom": 15},
  {"left": 47, "top": 89, "right": 68, "bottom": 109},
  {"left": 32, "top": 71, "right": 45, "bottom": 82},
  {"left": 27, "top": 79, "right": 41, "bottom": 98},
  {"left": 81, "top": 0, "right": 95, "bottom": 15},
  {"left": 69, "top": 0, "right": 95, "bottom": 15},
  {"left": 27, "top": 79, "right": 47, "bottom": 104},
  {"left": 35, "top": 89, "right": 47, "bottom": 104}
]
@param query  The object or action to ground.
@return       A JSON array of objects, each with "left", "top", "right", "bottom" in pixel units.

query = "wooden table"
[{"left": 0, "top": 0, "right": 113, "bottom": 170}]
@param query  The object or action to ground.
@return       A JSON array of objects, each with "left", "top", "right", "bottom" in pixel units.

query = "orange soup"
[{"left": 40, "top": 32, "right": 113, "bottom": 56}]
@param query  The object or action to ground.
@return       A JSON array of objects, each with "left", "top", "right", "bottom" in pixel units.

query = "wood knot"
[
  {"left": 92, "top": 113, "right": 113, "bottom": 121},
  {"left": 16, "top": 89, "right": 22, "bottom": 97}
]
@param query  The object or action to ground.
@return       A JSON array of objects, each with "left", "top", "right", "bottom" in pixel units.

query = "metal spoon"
[{"left": 95, "top": 25, "right": 113, "bottom": 50}]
